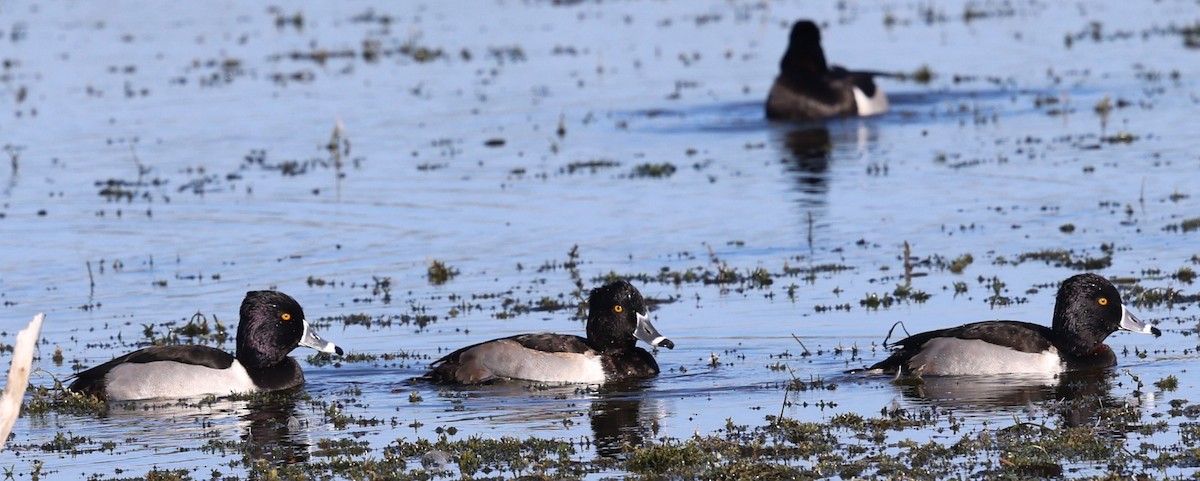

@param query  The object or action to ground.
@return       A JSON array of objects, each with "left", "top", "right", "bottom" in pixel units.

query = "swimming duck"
[
  {"left": 766, "top": 20, "right": 890, "bottom": 121},
  {"left": 426, "top": 280, "right": 674, "bottom": 384},
  {"left": 860, "top": 273, "right": 1160, "bottom": 376},
  {"left": 68, "top": 291, "right": 344, "bottom": 400}
]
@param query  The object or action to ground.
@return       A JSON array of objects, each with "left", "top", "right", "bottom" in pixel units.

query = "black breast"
[
  {"left": 600, "top": 348, "right": 660, "bottom": 381},
  {"left": 244, "top": 357, "right": 305, "bottom": 392},
  {"left": 1061, "top": 344, "right": 1118, "bottom": 370}
]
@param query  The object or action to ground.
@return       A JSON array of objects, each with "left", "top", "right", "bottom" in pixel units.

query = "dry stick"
[
  {"left": 1139, "top": 177, "right": 1146, "bottom": 213},
  {"left": 331, "top": 119, "right": 346, "bottom": 200},
  {"left": 777, "top": 336, "right": 818, "bottom": 424},
  {"left": 0, "top": 313, "right": 45, "bottom": 451},
  {"left": 778, "top": 334, "right": 817, "bottom": 424},
  {"left": 903, "top": 241, "right": 913, "bottom": 286},
  {"left": 790, "top": 334, "right": 811, "bottom": 356},
  {"left": 86, "top": 261, "right": 95, "bottom": 298},
  {"left": 806, "top": 211, "right": 814, "bottom": 254},
  {"left": 5, "top": 145, "right": 17, "bottom": 174},
  {"left": 776, "top": 381, "right": 791, "bottom": 425}
]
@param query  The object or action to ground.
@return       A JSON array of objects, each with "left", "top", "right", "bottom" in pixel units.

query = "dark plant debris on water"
[
  {"left": 19, "top": 244, "right": 1200, "bottom": 479},
  {"left": 20, "top": 374, "right": 1200, "bottom": 480},
  {"left": 10, "top": 0, "right": 1200, "bottom": 479}
]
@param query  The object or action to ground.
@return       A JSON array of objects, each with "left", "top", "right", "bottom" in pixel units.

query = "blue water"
[{"left": 1, "top": 0, "right": 1198, "bottom": 478}]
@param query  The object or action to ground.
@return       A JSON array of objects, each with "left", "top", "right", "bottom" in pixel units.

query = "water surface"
[{"left": 1, "top": 0, "right": 1199, "bottom": 478}]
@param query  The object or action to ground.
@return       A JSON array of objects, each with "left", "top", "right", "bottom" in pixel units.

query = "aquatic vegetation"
[
  {"left": 1126, "top": 283, "right": 1184, "bottom": 309},
  {"left": 174, "top": 312, "right": 228, "bottom": 345},
  {"left": 561, "top": 159, "right": 620, "bottom": 174},
  {"left": 787, "top": 376, "right": 836, "bottom": 392},
  {"left": 427, "top": 260, "right": 458, "bottom": 285},
  {"left": 860, "top": 292, "right": 894, "bottom": 310},
  {"left": 626, "top": 440, "right": 709, "bottom": 475},
  {"left": 397, "top": 41, "right": 445, "bottom": 64},
  {"left": 10, "top": 0, "right": 1200, "bottom": 479},
  {"left": 1156, "top": 375, "right": 1180, "bottom": 391},
  {"left": 982, "top": 275, "right": 1026, "bottom": 307},
  {"left": 947, "top": 253, "right": 973, "bottom": 274},
  {"left": 630, "top": 163, "right": 677, "bottom": 178},
  {"left": 749, "top": 267, "right": 772, "bottom": 287},
  {"left": 22, "top": 386, "right": 108, "bottom": 417},
  {"left": 1164, "top": 217, "right": 1200, "bottom": 233},
  {"left": 1101, "top": 132, "right": 1138, "bottom": 144},
  {"left": 1177, "top": 267, "right": 1196, "bottom": 284},
  {"left": 860, "top": 284, "right": 930, "bottom": 310},
  {"left": 136, "top": 312, "right": 229, "bottom": 347},
  {"left": 1016, "top": 248, "right": 1112, "bottom": 270},
  {"left": 909, "top": 65, "right": 934, "bottom": 83},
  {"left": 812, "top": 302, "right": 852, "bottom": 313}
]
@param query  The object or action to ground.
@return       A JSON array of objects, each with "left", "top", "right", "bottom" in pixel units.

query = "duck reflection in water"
[
  {"left": 93, "top": 392, "right": 314, "bottom": 467},
  {"left": 397, "top": 380, "right": 666, "bottom": 459},
  {"left": 891, "top": 369, "right": 1123, "bottom": 428},
  {"left": 240, "top": 393, "right": 311, "bottom": 465},
  {"left": 773, "top": 126, "right": 834, "bottom": 200},
  {"left": 589, "top": 383, "right": 665, "bottom": 458},
  {"left": 773, "top": 123, "right": 881, "bottom": 201},
  {"left": 783, "top": 127, "right": 831, "bottom": 192}
]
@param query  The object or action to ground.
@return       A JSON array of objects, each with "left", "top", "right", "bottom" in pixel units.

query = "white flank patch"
[
  {"left": 476, "top": 340, "right": 607, "bottom": 384},
  {"left": 907, "top": 338, "right": 1063, "bottom": 376},
  {"left": 104, "top": 360, "right": 258, "bottom": 401},
  {"left": 853, "top": 85, "right": 890, "bottom": 116}
]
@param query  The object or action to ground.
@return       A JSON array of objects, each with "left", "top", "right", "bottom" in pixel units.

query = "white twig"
[{"left": 0, "top": 313, "right": 44, "bottom": 451}]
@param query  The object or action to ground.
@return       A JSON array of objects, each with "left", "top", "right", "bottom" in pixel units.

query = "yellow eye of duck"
[
  {"left": 1098, "top": 298, "right": 1108, "bottom": 306},
  {"left": 281, "top": 313, "right": 292, "bottom": 321},
  {"left": 613, "top": 305, "right": 623, "bottom": 314}
]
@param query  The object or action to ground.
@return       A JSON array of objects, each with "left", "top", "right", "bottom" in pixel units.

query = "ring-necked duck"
[
  {"left": 766, "top": 20, "right": 890, "bottom": 121},
  {"left": 859, "top": 273, "right": 1160, "bottom": 376},
  {"left": 68, "top": 291, "right": 344, "bottom": 401},
  {"left": 426, "top": 280, "right": 674, "bottom": 384}
]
